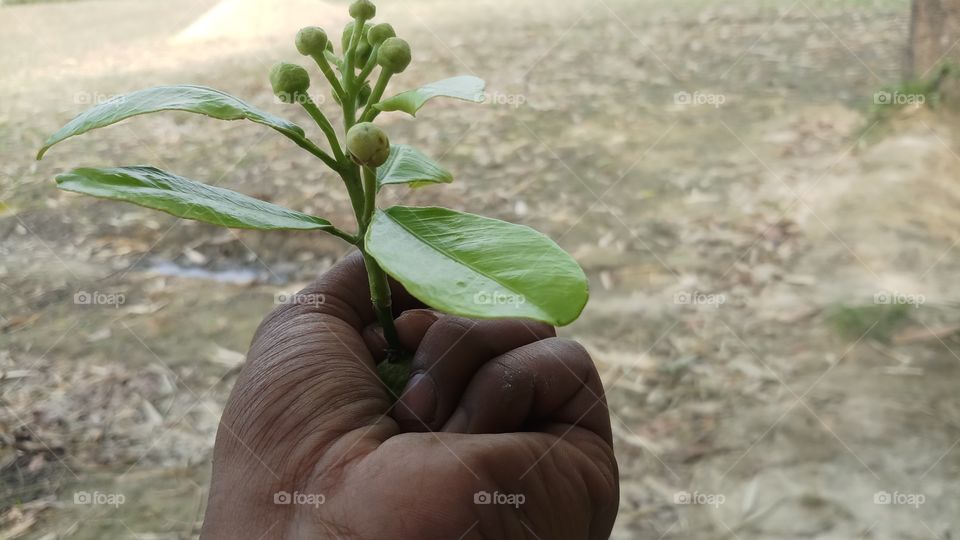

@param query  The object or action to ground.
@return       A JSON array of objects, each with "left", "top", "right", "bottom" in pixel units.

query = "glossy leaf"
[
  {"left": 376, "top": 145, "right": 453, "bottom": 190},
  {"left": 56, "top": 166, "right": 335, "bottom": 231},
  {"left": 374, "top": 76, "right": 486, "bottom": 116},
  {"left": 366, "top": 206, "right": 588, "bottom": 326},
  {"left": 38, "top": 85, "right": 307, "bottom": 159}
]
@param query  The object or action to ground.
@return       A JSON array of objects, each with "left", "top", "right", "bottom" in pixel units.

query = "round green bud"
[
  {"left": 341, "top": 21, "right": 369, "bottom": 54},
  {"left": 295, "top": 27, "right": 328, "bottom": 57},
  {"left": 349, "top": 0, "right": 376, "bottom": 20},
  {"left": 377, "top": 37, "right": 411, "bottom": 73},
  {"left": 341, "top": 21, "right": 355, "bottom": 53},
  {"left": 357, "top": 41, "right": 372, "bottom": 66},
  {"left": 358, "top": 83, "right": 372, "bottom": 107},
  {"left": 269, "top": 62, "right": 310, "bottom": 103},
  {"left": 346, "top": 122, "right": 390, "bottom": 167},
  {"left": 367, "top": 23, "right": 395, "bottom": 47}
]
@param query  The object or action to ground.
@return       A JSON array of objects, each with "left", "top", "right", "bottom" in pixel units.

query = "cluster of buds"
[{"left": 269, "top": 0, "right": 414, "bottom": 168}]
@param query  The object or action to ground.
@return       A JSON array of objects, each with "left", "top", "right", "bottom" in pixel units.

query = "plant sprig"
[{"left": 37, "top": 0, "right": 589, "bottom": 392}]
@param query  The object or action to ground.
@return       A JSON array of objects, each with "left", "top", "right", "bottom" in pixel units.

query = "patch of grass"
[
  {"left": 870, "top": 65, "right": 956, "bottom": 117},
  {"left": 826, "top": 303, "right": 912, "bottom": 343}
]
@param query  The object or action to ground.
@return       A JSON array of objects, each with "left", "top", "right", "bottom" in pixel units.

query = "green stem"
[
  {"left": 357, "top": 46, "right": 380, "bottom": 85},
  {"left": 336, "top": 19, "right": 401, "bottom": 358},
  {"left": 360, "top": 68, "right": 392, "bottom": 123},
  {"left": 343, "top": 18, "right": 367, "bottom": 89},
  {"left": 310, "top": 52, "right": 345, "bottom": 100},
  {"left": 328, "top": 226, "right": 358, "bottom": 244},
  {"left": 343, "top": 164, "right": 365, "bottom": 224},
  {"left": 300, "top": 95, "right": 346, "bottom": 163},
  {"left": 362, "top": 251, "right": 400, "bottom": 354},
  {"left": 361, "top": 165, "right": 377, "bottom": 227},
  {"left": 288, "top": 134, "right": 341, "bottom": 173},
  {"left": 358, "top": 165, "right": 401, "bottom": 356}
]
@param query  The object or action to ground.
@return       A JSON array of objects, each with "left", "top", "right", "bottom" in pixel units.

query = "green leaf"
[
  {"left": 38, "top": 85, "right": 308, "bottom": 159},
  {"left": 366, "top": 206, "right": 588, "bottom": 326},
  {"left": 56, "top": 166, "right": 335, "bottom": 231},
  {"left": 376, "top": 145, "right": 453, "bottom": 190},
  {"left": 374, "top": 76, "right": 486, "bottom": 116}
]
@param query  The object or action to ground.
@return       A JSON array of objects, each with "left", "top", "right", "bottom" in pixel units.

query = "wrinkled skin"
[{"left": 201, "top": 252, "right": 619, "bottom": 539}]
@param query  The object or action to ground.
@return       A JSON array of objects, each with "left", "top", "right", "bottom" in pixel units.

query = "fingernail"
[{"left": 393, "top": 373, "right": 436, "bottom": 428}]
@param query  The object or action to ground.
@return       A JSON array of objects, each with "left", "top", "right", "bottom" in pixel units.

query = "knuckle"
[{"left": 547, "top": 337, "right": 592, "bottom": 364}]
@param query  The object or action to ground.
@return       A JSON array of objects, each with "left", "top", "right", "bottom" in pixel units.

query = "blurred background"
[{"left": 3, "top": 0, "right": 960, "bottom": 538}]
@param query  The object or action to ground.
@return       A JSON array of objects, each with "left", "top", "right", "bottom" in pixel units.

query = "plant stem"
[
  {"left": 300, "top": 95, "right": 345, "bottom": 162},
  {"left": 289, "top": 135, "right": 341, "bottom": 173},
  {"left": 361, "top": 165, "right": 377, "bottom": 226},
  {"left": 334, "top": 25, "right": 402, "bottom": 359},
  {"left": 357, "top": 47, "right": 379, "bottom": 86},
  {"left": 362, "top": 251, "right": 400, "bottom": 354},
  {"left": 358, "top": 165, "right": 401, "bottom": 357},
  {"left": 310, "top": 53, "right": 345, "bottom": 101},
  {"left": 360, "top": 68, "right": 392, "bottom": 123},
  {"left": 343, "top": 165, "right": 366, "bottom": 225},
  {"left": 328, "top": 226, "right": 358, "bottom": 244}
]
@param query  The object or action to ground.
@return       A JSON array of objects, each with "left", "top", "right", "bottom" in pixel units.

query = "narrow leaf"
[
  {"left": 374, "top": 76, "right": 486, "bottom": 117},
  {"left": 366, "top": 206, "right": 588, "bottom": 326},
  {"left": 38, "top": 85, "right": 307, "bottom": 159},
  {"left": 56, "top": 166, "right": 334, "bottom": 231},
  {"left": 377, "top": 145, "right": 453, "bottom": 189}
]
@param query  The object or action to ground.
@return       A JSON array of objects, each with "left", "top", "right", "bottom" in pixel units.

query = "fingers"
[
  {"left": 261, "top": 250, "right": 426, "bottom": 337},
  {"left": 392, "top": 315, "right": 555, "bottom": 431},
  {"left": 443, "top": 338, "right": 612, "bottom": 445},
  {"left": 362, "top": 309, "right": 441, "bottom": 363}
]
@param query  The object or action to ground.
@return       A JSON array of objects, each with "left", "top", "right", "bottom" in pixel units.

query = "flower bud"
[
  {"left": 358, "top": 82, "right": 372, "bottom": 107},
  {"left": 357, "top": 41, "right": 372, "bottom": 66},
  {"left": 341, "top": 21, "right": 370, "bottom": 54},
  {"left": 346, "top": 122, "right": 390, "bottom": 167},
  {"left": 269, "top": 62, "right": 310, "bottom": 103},
  {"left": 349, "top": 0, "right": 376, "bottom": 20},
  {"left": 295, "top": 27, "right": 328, "bottom": 57},
  {"left": 377, "top": 37, "right": 411, "bottom": 73},
  {"left": 367, "top": 23, "right": 395, "bottom": 47}
]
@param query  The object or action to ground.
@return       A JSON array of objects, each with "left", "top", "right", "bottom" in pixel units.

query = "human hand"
[{"left": 201, "top": 252, "right": 618, "bottom": 539}]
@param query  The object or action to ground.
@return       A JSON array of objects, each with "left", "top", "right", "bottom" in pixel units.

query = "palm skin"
[{"left": 201, "top": 253, "right": 619, "bottom": 539}]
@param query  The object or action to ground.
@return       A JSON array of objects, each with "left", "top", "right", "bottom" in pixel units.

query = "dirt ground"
[{"left": 2, "top": 0, "right": 960, "bottom": 538}]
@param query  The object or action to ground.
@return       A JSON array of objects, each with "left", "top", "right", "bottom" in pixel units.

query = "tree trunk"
[{"left": 908, "top": 0, "right": 960, "bottom": 103}]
